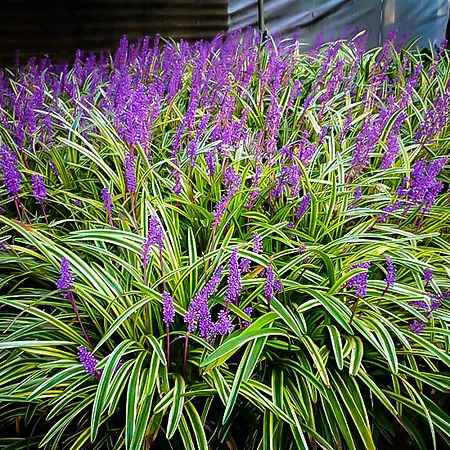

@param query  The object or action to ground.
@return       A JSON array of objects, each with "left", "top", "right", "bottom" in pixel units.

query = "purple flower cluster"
[
  {"left": 101, "top": 187, "right": 113, "bottom": 213},
  {"left": 295, "top": 193, "right": 311, "bottom": 220},
  {"left": 409, "top": 320, "right": 425, "bottom": 335},
  {"left": 184, "top": 265, "right": 223, "bottom": 337},
  {"left": 212, "top": 166, "right": 241, "bottom": 230},
  {"left": 242, "top": 306, "right": 252, "bottom": 327},
  {"left": 56, "top": 257, "right": 74, "bottom": 298},
  {"left": 396, "top": 157, "right": 447, "bottom": 215},
  {"left": 0, "top": 144, "right": 21, "bottom": 198},
  {"left": 226, "top": 248, "right": 242, "bottom": 305},
  {"left": 346, "top": 262, "right": 371, "bottom": 298},
  {"left": 380, "top": 112, "right": 408, "bottom": 169},
  {"left": 383, "top": 255, "right": 396, "bottom": 291},
  {"left": 162, "top": 291, "right": 175, "bottom": 326},
  {"left": 31, "top": 174, "right": 47, "bottom": 205},
  {"left": 78, "top": 345, "right": 99, "bottom": 377},
  {"left": 410, "top": 293, "right": 442, "bottom": 317},
  {"left": 141, "top": 216, "right": 164, "bottom": 266},
  {"left": 264, "top": 263, "right": 275, "bottom": 307},
  {"left": 214, "top": 309, "right": 234, "bottom": 336},
  {"left": 416, "top": 84, "right": 450, "bottom": 143},
  {"left": 424, "top": 269, "right": 433, "bottom": 284},
  {"left": 124, "top": 151, "right": 137, "bottom": 195}
]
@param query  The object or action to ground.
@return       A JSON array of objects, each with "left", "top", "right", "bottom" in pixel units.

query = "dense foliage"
[{"left": 1, "top": 29, "right": 450, "bottom": 449}]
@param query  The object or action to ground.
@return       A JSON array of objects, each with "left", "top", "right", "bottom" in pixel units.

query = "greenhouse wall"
[
  {"left": 0, "top": 0, "right": 228, "bottom": 67},
  {"left": 229, "top": 0, "right": 450, "bottom": 49}
]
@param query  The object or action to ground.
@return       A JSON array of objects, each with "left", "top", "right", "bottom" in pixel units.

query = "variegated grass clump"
[{"left": 0, "top": 30, "right": 450, "bottom": 449}]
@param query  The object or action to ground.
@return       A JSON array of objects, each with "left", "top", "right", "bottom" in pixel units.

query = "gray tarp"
[{"left": 229, "top": 0, "right": 450, "bottom": 48}]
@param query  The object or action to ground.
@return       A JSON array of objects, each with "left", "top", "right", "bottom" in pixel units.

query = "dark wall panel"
[{"left": 0, "top": 0, "right": 228, "bottom": 66}]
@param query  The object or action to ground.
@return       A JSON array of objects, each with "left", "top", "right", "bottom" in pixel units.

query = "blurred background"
[{"left": 0, "top": 0, "right": 449, "bottom": 66}]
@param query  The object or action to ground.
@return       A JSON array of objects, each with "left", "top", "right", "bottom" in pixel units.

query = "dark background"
[
  {"left": 0, "top": 0, "right": 228, "bottom": 67},
  {"left": 0, "top": 1, "right": 449, "bottom": 67}
]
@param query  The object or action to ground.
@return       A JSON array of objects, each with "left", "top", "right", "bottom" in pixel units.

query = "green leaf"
[
  {"left": 184, "top": 401, "right": 208, "bottom": 450},
  {"left": 125, "top": 351, "right": 147, "bottom": 449},
  {"left": 222, "top": 332, "right": 269, "bottom": 423},
  {"left": 166, "top": 374, "right": 185, "bottom": 439},
  {"left": 349, "top": 336, "right": 364, "bottom": 376},
  {"left": 144, "top": 335, "right": 167, "bottom": 366},
  {"left": 326, "top": 325, "right": 344, "bottom": 370},
  {"left": 91, "top": 340, "right": 138, "bottom": 441},
  {"left": 271, "top": 297, "right": 305, "bottom": 336},
  {"left": 201, "top": 327, "right": 287, "bottom": 369}
]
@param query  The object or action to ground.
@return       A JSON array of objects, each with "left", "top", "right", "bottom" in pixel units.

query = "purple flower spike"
[
  {"left": 384, "top": 255, "right": 396, "bottom": 290},
  {"left": 409, "top": 320, "right": 425, "bottom": 335},
  {"left": 0, "top": 144, "right": 21, "bottom": 198},
  {"left": 226, "top": 248, "right": 242, "bottom": 305},
  {"left": 31, "top": 174, "right": 47, "bottom": 205},
  {"left": 264, "top": 263, "right": 275, "bottom": 307},
  {"left": 243, "top": 306, "right": 252, "bottom": 327},
  {"left": 346, "top": 262, "right": 371, "bottom": 298},
  {"left": 214, "top": 309, "right": 234, "bottom": 336},
  {"left": 56, "top": 257, "right": 74, "bottom": 298},
  {"left": 424, "top": 269, "right": 433, "bottom": 284},
  {"left": 49, "top": 159, "right": 60, "bottom": 178},
  {"left": 142, "top": 216, "right": 164, "bottom": 266},
  {"left": 253, "top": 232, "right": 263, "bottom": 254},
  {"left": 296, "top": 193, "right": 311, "bottom": 220},
  {"left": 78, "top": 345, "right": 99, "bottom": 378},
  {"left": 162, "top": 291, "right": 175, "bottom": 326},
  {"left": 101, "top": 188, "right": 113, "bottom": 213},
  {"left": 274, "top": 279, "right": 282, "bottom": 293},
  {"left": 185, "top": 265, "right": 223, "bottom": 335},
  {"left": 124, "top": 151, "right": 137, "bottom": 195}
]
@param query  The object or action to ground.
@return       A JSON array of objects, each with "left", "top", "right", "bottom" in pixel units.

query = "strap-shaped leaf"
[
  {"left": 326, "top": 325, "right": 344, "bottom": 370},
  {"left": 349, "top": 336, "right": 364, "bottom": 376},
  {"left": 166, "top": 374, "right": 185, "bottom": 439},
  {"left": 223, "top": 332, "right": 269, "bottom": 423},
  {"left": 28, "top": 365, "right": 85, "bottom": 401},
  {"left": 125, "top": 351, "right": 147, "bottom": 449},
  {"left": 91, "top": 340, "right": 138, "bottom": 441},
  {"left": 201, "top": 327, "right": 286, "bottom": 369},
  {"left": 185, "top": 401, "right": 208, "bottom": 450},
  {"left": 271, "top": 297, "right": 305, "bottom": 337}
]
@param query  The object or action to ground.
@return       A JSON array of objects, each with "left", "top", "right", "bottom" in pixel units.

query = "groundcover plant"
[{"left": 0, "top": 28, "right": 450, "bottom": 449}]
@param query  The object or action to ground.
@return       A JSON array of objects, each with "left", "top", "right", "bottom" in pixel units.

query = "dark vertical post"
[
  {"left": 257, "top": 0, "right": 267, "bottom": 41},
  {"left": 257, "top": 0, "right": 265, "bottom": 32}
]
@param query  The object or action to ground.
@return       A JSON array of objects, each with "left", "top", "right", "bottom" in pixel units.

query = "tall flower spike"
[
  {"left": 214, "top": 309, "right": 234, "bottom": 336},
  {"left": 253, "top": 232, "right": 263, "bottom": 254},
  {"left": 31, "top": 174, "right": 47, "bottom": 205},
  {"left": 56, "top": 257, "right": 74, "bottom": 298},
  {"left": 0, "top": 144, "right": 21, "bottom": 198},
  {"left": 78, "top": 345, "right": 99, "bottom": 378},
  {"left": 226, "top": 248, "right": 242, "bottom": 305},
  {"left": 101, "top": 187, "right": 114, "bottom": 228},
  {"left": 346, "top": 262, "right": 371, "bottom": 298},
  {"left": 184, "top": 265, "right": 223, "bottom": 334},
  {"left": 264, "top": 263, "right": 275, "bottom": 308},
  {"left": 424, "top": 269, "right": 433, "bottom": 284},
  {"left": 101, "top": 187, "right": 113, "bottom": 213},
  {"left": 162, "top": 292, "right": 175, "bottom": 326},
  {"left": 243, "top": 307, "right": 252, "bottom": 327},
  {"left": 124, "top": 151, "right": 136, "bottom": 195},
  {"left": 141, "top": 216, "right": 164, "bottom": 266},
  {"left": 296, "top": 193, "right": 311, "bottom": 220}
]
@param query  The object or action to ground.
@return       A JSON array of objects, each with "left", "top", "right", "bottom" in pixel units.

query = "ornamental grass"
[{"left": 0, "top": 29, "right": 450, "bottom": 449}]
